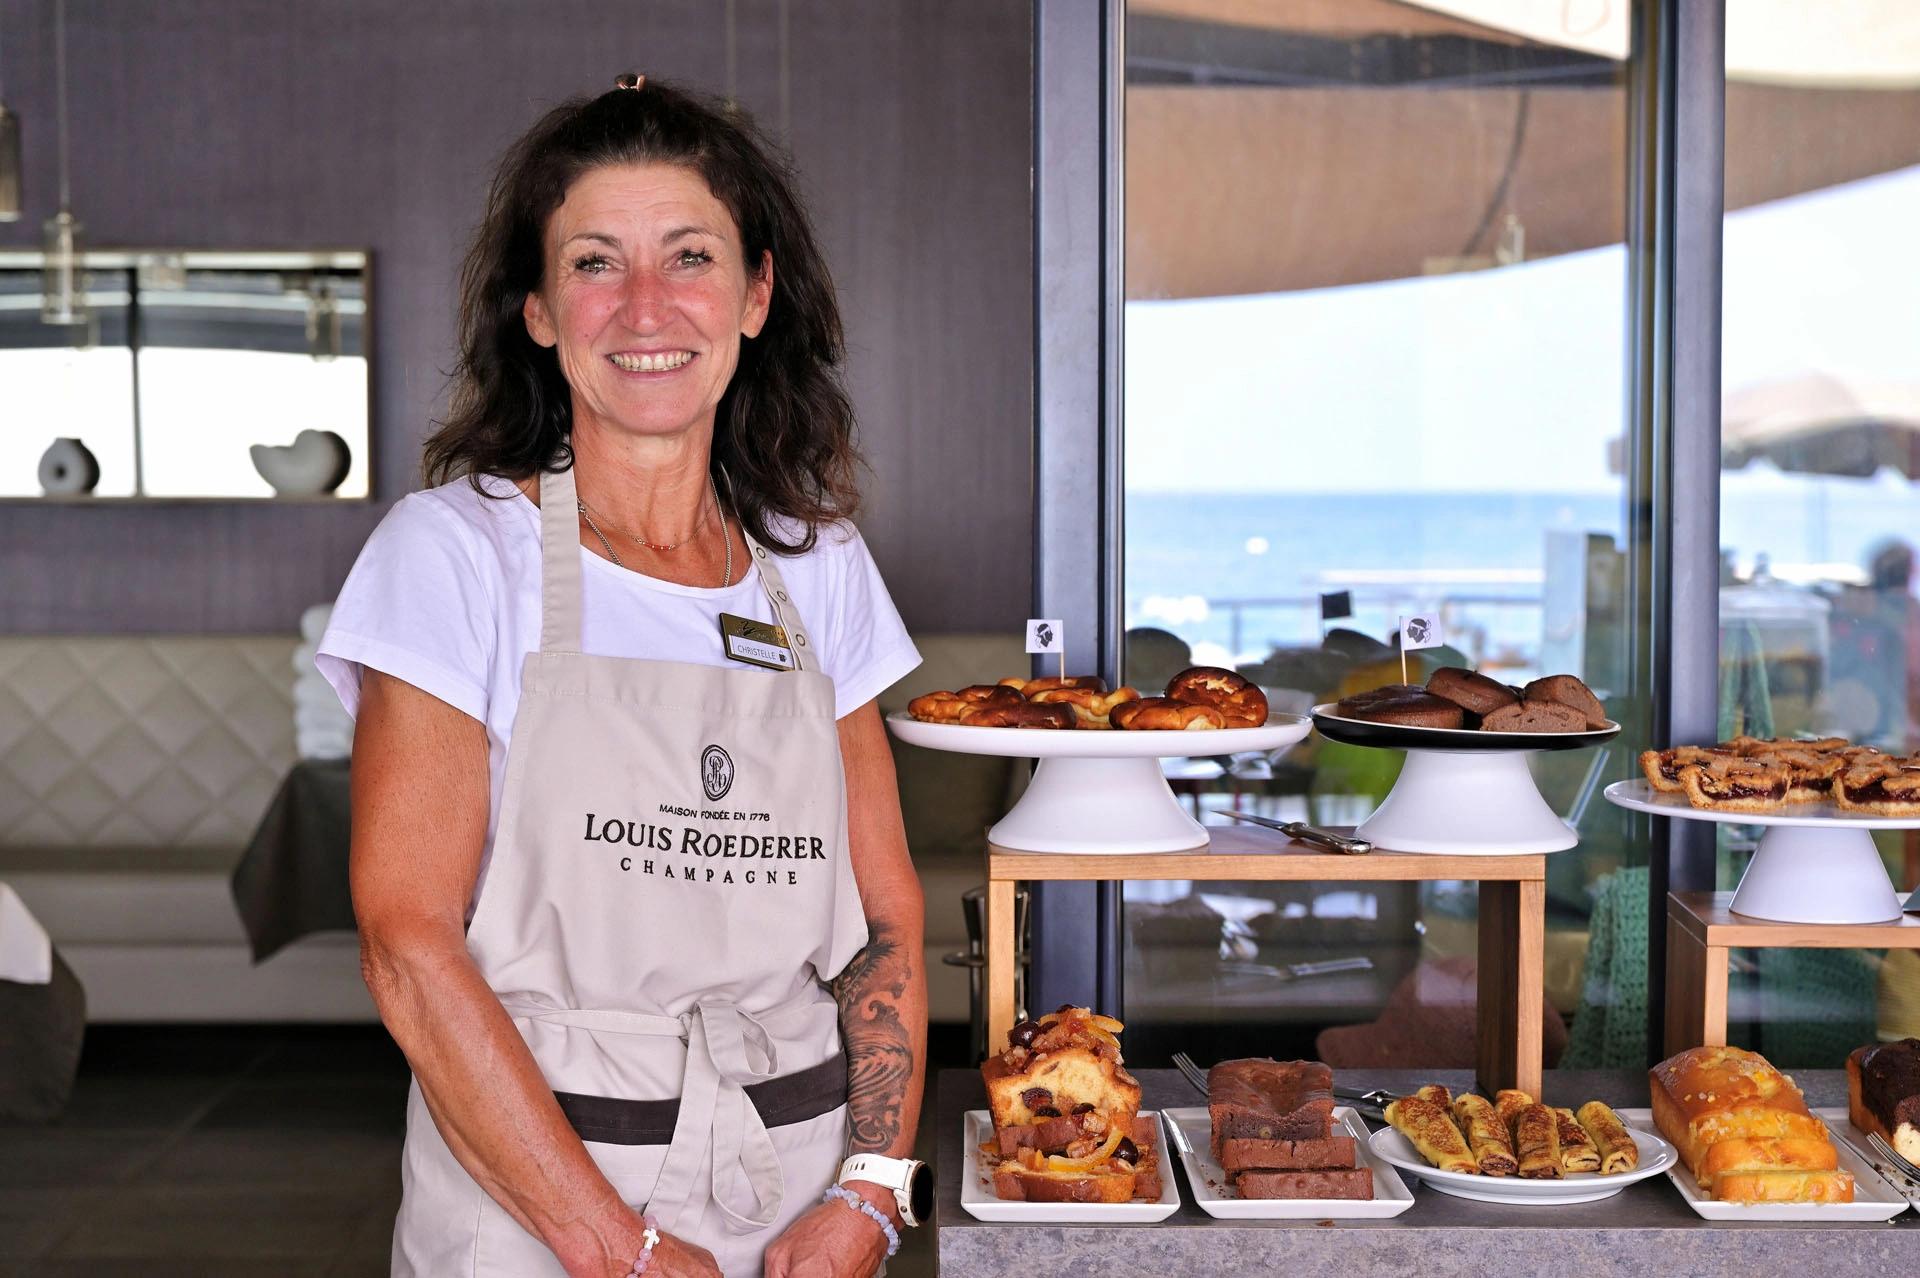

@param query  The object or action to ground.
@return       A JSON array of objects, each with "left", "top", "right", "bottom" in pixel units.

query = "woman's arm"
[
  {"left": 351, "top": 670, "right": 715, "bottom": 1278},
  {"left": 764, "top": 698, "right": 926, "bottom": 1277},
  {"left": 830, "top": 700, "right": 928, "bottom": 1161}
]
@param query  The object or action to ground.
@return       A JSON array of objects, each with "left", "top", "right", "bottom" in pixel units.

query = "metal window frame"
[
  {"left": 1030, "top": 0, "right": 1727, "bottom": 1062},
  {"left": 1030, "top": 0, "right": 1126, "bottom": 1017}
]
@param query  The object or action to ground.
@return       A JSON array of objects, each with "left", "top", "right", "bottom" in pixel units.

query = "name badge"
[{"left": 720, "top": 612, "right": 795, "bottom": 671}]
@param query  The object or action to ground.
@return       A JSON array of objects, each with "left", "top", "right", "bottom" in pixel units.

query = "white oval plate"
[
  {"left": 959, "top": 1109, "right": 1181, "bottom": 1222},
  {"left": 1368, "top": 1120, "right": 1677, "bottom": 1204},
  {"left": 1605, "top": 779, "right": 1920, "bottom": 829},
  {"left": 887, "top": 711, "right": 1309, "bottom": 760},
  {"left": 1615, "top": 1107, "right": 1911, "bottom": 1221},
  {"left": 1164, "top": 1106, "right": 1414, "bottom": 1219}
]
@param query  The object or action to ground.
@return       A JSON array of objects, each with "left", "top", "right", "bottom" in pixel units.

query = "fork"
[
  {"left": 1169, "top": 1051, "right": 1398, "bottom": 1115},
  {"left": 1867, "top": 1131, "right": 1920, "bottom": 1190}
]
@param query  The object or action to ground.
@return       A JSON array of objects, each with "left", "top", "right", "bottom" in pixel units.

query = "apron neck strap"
[
  {"left": 741, "top": 531, "right": 816, "bottom": 674},
  {"left": 537, "top": 465, "right": 585, "bottom": 653},
  {"left": 539, "top": 462, "right": 819, "bottom": 671}
]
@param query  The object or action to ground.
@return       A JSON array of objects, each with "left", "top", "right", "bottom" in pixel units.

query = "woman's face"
[{"left": 523, "top": 162, "right": 772, "bottom": 444}]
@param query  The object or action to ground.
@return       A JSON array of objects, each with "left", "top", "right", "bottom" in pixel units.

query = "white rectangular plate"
[
  {"left": 1819, "top": 1106, "right": 1920, "bottom": 1212},
  {"left": 1164, "top": 1105, "right": 1414, "bottom": 1219},
  {"left": 1616, "top": 1107, "right": 1910, "bottom": 1221},
  {"left": 959, "top": 1110, "right": 1181, "bottom": 1222}
]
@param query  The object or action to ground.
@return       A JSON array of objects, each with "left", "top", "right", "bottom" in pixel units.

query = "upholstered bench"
[{"left": 0, "top": 637, "right": 372, "bottom": 1021}]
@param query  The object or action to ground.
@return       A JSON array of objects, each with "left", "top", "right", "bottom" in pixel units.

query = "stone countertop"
[{"left": 935, "top": 1068, "right": 1916, "bottom": 1277}]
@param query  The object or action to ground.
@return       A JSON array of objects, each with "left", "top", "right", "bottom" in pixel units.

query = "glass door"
[
  {"left": 1118, "top": 0, "right": 1657, "bottom": 1067},
  {"left": 1713, "top": 5, "right": 1920, "bottom": 1064}
]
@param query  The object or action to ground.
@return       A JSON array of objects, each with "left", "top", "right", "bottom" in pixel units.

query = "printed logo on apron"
[{"left": 702, "top": 744, "right": 736, "bottom": 801}]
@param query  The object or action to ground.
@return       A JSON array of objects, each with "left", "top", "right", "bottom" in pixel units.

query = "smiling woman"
[
  {"left": 424, "top": 79, "right": 862, "bottom": 558},
  {"left": 317, "top": 76, "right": 926, "bottom": 1278}
]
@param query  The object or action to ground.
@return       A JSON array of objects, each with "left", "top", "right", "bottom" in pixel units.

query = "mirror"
[{"left": 0, "top": 250, "right": 370, "bottom": 500}]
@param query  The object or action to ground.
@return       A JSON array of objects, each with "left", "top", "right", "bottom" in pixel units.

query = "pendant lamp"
[{"left": 41, "top": 0, "right": 85, "bottom": 327}]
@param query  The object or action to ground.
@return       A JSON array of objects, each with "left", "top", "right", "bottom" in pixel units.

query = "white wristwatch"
[{"left": 836, "top": 1153, "right": 933, "bottom": 1228}]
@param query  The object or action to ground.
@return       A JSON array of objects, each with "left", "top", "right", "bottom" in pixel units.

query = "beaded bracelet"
[
  {"left": 624, "top": 1216, "right": 662, "bottom": 1277},
  {"left": 823, "top": 1185, "right": 901, "bottom": 1258}
]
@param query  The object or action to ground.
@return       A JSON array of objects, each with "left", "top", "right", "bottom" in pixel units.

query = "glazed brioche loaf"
[{"left": 1650, "top": 1045, "right": 1847, "bottom": 1201}]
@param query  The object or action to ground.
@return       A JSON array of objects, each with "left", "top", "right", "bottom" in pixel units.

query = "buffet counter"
[{"left": 934, "top": 1067, "right": 1916, "bottom": 1276}]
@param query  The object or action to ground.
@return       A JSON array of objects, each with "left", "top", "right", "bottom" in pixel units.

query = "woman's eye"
[
  {"left": 676, "top": 249, "right": 714, "bottom": 268},
  {"left": 571, "top": 254, "right": 611, "bottom": 275}
]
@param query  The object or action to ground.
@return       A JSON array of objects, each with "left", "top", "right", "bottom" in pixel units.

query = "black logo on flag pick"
[
  {"left": 1406, "top": 617, "right": 1431, "bottom": 645},
  {"left": 1036, "top": 622, "right": 1054, "bottom": 649},
  {"left": 701, "top": 744, "right": 735, "bottom": 802}
]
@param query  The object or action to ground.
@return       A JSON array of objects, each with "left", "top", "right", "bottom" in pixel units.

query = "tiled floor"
[{"left": 3, "top": 1025, "right": 943, "bottom": 1277}]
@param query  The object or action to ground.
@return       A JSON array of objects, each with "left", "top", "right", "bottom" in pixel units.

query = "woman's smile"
[{"left": 606, "top": 349, "right": 697, "bottom": 374}]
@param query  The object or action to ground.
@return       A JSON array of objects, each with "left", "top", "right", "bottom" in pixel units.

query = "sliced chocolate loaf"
[
  {"left": 1848, "top": 1039, "right": 1920, "bottom": 1164},
  {"left": 1218, "top": 1133, "right": 1357, "bottom": 1173},
  {"left": 1207, "top": 1058, "right": 1335, "bottom": 1155},
  {"left": 1232, "top": 1167, "right": 1374, "bottom": 1200}
]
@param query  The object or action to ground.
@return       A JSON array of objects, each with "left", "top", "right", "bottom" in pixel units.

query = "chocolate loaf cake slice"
[
  {"left": 1218, "top": 1134, "right": 1357, "bottom": 1173},
  {"left": 1848, "top": 1039, "right": 1920, "bottom": 1164},
  {"left": 1207, "top": 1059, "right": 1335, "bottom": 1156},
  {"left": 1232, "top": 1167, "right": 1374, "bottom": 1200}
]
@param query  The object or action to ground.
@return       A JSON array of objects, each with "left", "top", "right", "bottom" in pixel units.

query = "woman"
[{"left": 318, "top": 77, "right": 927, "bottom": 1277}]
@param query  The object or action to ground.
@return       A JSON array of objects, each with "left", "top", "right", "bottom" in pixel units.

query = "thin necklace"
[{"left": 578, "top": 477, "right": 733, "bottom": 588}]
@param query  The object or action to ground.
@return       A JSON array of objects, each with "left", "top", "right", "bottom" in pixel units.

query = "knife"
[{"left": 1220, "top": 810, "right": 1372, "bottom": 854}]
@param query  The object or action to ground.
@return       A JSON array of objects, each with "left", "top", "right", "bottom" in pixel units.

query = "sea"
[{"left": 1124, "top": 485, "right": 1920, "bottom": 673}]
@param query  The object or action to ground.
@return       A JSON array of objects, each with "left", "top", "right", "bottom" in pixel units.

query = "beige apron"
[{"left": 390, "top": 465, "right": 870, "bottom": 1278}]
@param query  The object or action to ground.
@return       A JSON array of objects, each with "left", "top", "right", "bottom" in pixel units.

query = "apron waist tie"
[{"left": 500, "top": 994, "right": 838, "bottom": 1236}]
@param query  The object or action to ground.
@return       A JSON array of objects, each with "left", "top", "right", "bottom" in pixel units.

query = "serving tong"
[{"left": 1169, "top": 1051, "right": 1396, "bottom": 1119}]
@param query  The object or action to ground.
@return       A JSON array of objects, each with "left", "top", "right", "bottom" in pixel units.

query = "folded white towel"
[
  {"left": 297, "top": 725, "right": 352, "bottom": 761},
  {"left": 300, "top": 603, "right": 334, "bottom": 643},
  {"left": 294, "top": 680, "right": 343, "bottom": 712},
  {"left": 0, "top": 883, "right": 54, "bottom": 985}
]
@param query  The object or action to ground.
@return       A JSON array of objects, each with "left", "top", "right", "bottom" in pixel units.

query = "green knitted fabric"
[{"left": 1561, "top": 866, "right": 1649, "bottom": 1068}]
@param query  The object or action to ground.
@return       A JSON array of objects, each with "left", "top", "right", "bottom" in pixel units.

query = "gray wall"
[{"left": 0, "top": 0, "right": 1033, "bottom": 635}]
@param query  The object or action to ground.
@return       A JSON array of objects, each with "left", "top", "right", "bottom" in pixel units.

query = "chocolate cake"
[
  {"left": 1232, "top": 1167, "right": 1374, "bottom": 1200},
  {"left": 1426, "top": 667, "right": 1519, "bottom": 718},
  {"left": 1481, "top": 700, "right": 1587, "bottom": 733},
  {"left": 1333, "top": 686, "right": 1465, "bottom": 729},
  {"left": 1848, "top": 1039, "right": 1920, "bottom": 1164},
  {"left": 1207, "top": 1058, "right": 1335, "bottom": 1153},
  {"left": 1218, "top": 1134, "right": 1357, "bottom": 1173}
]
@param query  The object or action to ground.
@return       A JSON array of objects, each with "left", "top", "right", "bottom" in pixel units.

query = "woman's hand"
[{"left": 761, "top": 1200, "right": 889, "bottom": 1278}]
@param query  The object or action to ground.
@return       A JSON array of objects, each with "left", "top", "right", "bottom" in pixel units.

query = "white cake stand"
[
  {"left": 1604, "top": 779, "right": 1910, "bottom": 924},
  {"left": 884, "top": 713, "right": 1311, "bottom": 854},
  {"left": 1310, "top": 706, "right": 1620, "bottom": 855}
]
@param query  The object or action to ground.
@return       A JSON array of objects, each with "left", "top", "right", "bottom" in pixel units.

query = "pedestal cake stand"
[
  {"left": 1311, "top": 706, "right": 1621, "bottom": 855},
  {"left": 884, "top": 713, "right": 1311, "bottom": 854},
  {"left": 1604, "top": 780, "right": 1911, "bottom": 924}
]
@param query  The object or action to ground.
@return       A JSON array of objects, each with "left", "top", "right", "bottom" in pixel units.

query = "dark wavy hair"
[{"left": 424, "top": 78, "right": 860, "bottom": 553}]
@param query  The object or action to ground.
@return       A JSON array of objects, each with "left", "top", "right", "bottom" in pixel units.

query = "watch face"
[{"left": 908, "top": 1160, "right": 934, "bottom": 1224}]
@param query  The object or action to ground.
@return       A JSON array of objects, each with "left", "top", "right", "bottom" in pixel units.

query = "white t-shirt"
[{"left": 317, "top": 473, "right": 921, "bottom": 850}]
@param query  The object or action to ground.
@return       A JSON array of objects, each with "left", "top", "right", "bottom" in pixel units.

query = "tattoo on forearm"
[{"left": 833, "top": 921, "right": 915, "bottom": 1153}]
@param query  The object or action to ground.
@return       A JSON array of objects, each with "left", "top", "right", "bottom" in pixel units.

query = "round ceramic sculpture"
[
  {"left": 250, "top": 429, "right": 352, "bottom": 496},
  {"left": 37, "top": 437, "right": 100, "bottom": 495}
]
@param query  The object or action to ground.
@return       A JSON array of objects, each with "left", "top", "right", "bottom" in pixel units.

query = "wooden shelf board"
[
  {"left": 987, "top": 824, "right": 1546, "bottom": 882},
  {"left": 1670, "top": 890, "right": 1920, "bottom": 948}
]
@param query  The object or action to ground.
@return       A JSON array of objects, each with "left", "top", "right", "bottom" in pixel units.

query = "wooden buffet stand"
[
  {"left": 1665, "top": 889, "right": 1920, "bottom": 1056},
  {"left": 983, "top": 823, "right": 1549, "bottom": 1095}
]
